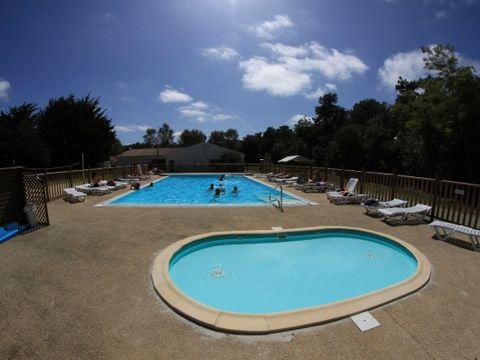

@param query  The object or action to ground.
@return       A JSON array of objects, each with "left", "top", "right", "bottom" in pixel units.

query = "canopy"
[{"left": 277, "top": 155, "right": 313, "bottom": 164}]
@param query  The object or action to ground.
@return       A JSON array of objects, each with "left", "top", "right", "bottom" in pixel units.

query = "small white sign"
[
  {"left": 351, "top": 311, "right": 380, "bottom": 331},
  {"left": 454, "top": 189, "right": 465, "bottom": 196}
]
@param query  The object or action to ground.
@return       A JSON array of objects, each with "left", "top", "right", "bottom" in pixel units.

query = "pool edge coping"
[{"left": 151, "top": 226, "right": 431, "bottom": 334}]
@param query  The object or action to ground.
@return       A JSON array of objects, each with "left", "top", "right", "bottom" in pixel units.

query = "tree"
[
  {"left": 241, "top": 133, "right": 262, "bottom": 162},
  {"left": 178, "top": 129, "right": 206, "bottom": 147},
  {"left": 208, "top": 128, "right": 240, "bottom": 150},
  {"left": 391, "top": 44, "right": 480, "bottom": 181},
  {"left": 110, "top": 137, "right": 124, "bottom": 156},
  {"left": 313, "top": 93, "right": 347, "bottom": 165},
  {"left": 37, "top": 95, "right": 116, "bottom": 167},
  {"left": 143, "top": 128, "right": 158, "bottom": 148},
  {"left": 0, "top": 103, "right": 49, "bottom": 167},
  {"left": 158, "top": 123, "right": 174, "bottom": 146}
]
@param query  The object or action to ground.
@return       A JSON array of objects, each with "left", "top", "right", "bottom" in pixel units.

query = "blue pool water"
[
  {"left": 105, "top": 174, "right": 310, "bottom": 206},
  {"left": 169, "top": 229, "right": 418, "bottom": 314}
]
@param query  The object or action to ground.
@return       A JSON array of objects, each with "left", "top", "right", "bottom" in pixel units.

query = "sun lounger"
[
  {"left": 301, "top": 182, "right": 328, "bottom": 193},
  {"left": 75, "top": 184, "right": 112, "bottom": 195},
  {"left": 326, "top": 178, "right": 359, "bottom": 199},
  {"left": 361, "top": 198, "right": 408, "bottom": 215},
  {"left": 429, "top": 220, "right": 480, "bottom": 251},
  {"left": 274, "top": 176, "right": 299, "bottom": 184},
  {"left": 329, "top": 193, "right": 369, "bottom": 205},
  {"left": 64, "top": 188, "right": 87, "bottom": 203},
  {"left": 378, "top": 204, "right": 431, "bottom": 223}
]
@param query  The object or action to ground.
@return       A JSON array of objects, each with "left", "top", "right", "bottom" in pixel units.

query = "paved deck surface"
[{"left": 1, "top": 177, "right": 479, "bottom": 359}]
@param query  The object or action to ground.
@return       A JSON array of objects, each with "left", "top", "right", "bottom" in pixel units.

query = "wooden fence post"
[
  {"left": 431, "top": 173, "right": 440, "bottom": 220},
  {"left": 390, "top": 170, "right": 397, "bottom": 200},
  {"left": 69, "top": 166, "right": 73, "bottom": 187},
  {"left": 360, "top": 167, "right": 365, "bottom": 194},
  {"left": 43, "top": 168, "right": 50, "bottom": 202}
]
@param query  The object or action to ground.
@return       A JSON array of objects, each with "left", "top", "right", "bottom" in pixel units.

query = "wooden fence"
[
  {"left": 243, "top": 163, "right": 480, "bottom": 229},
  {"left": 29, "top": 162, "right": 480, "bottom": 228}
]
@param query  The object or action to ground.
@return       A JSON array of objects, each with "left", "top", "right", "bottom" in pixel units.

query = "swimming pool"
[
  {"left": 152, "top": 227, "right": 431, "bottom": 333},
  {"left": 101, "top": 174, "right": 313, "bottom": 207}
]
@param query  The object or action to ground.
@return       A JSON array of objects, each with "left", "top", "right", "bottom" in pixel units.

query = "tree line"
[
  {"left": 1, "top": 44, "right": 479, "bottom": 182},
  {"left": 0, "top": 95, "right": 121, "bottom": 168}
]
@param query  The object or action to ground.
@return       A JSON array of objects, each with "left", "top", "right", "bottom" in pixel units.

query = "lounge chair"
[
  {"left": 378, "top": 204, "right": 431, "bottom": 223},
  {"left": 64, "top": 188, "right": 87, "bottom": 203},
  {"left": 329, "top": 192, "right": 369, "bottom": 205},
  {"left": 429, "top": 220, "right": 480, "bottom": 251},
  {"left": 326, "top": 178, "right": 359, "bottom": 199},
  {"left": 75, "top": 184, "right": 113, "bottom": 196},
  {"left": 301, "top": 181, "right": 329, "bottom": 193},
  {"left": 274, "top": 176, "right": 299, "bottom": 184},
  {"left": 361, "top": 198, "right": 408, "bottom": 215}
]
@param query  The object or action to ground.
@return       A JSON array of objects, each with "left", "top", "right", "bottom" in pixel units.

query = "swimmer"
[
  {"left": 214, "top": 188, "right": 221, "bottom": 197},
  {"left": 208, "top": 183, "right": 214, "bottom": 191},
  {"left": 149, "top": 182, "right": 154, "bottom": 187},
  {"left": 232, "top": 185, "right": 239, "bottom": 194}
]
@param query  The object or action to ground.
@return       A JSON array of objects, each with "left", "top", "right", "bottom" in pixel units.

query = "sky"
[{"left": 1, "top": 0, "right": 479, "bottom": 144}]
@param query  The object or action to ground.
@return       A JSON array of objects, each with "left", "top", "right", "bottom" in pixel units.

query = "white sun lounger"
[
  {"left": 64, "top": 188, "right": 87, "bottom": 203},
  {"left": 75, "top": 184, "right": 113, "bottom": 196},
  {"left": 429, "top": 220, "right": 480, "bottom": 251},
  {"left": 362, "top": 198, "right": 408, "bottom": 215},
  {"left": 329, "top": 193, "right": 369, "bottom": 205},
  {"left": 378, "top": 204, "right": 431, "bottom": 223},
  {"left": 326, "top": 178, "right": 359, "bottom": 199}
]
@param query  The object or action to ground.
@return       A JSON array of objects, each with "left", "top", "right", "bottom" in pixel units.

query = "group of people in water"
[{"left": 208, "top": 175, "right": 239, "bottom": 197}]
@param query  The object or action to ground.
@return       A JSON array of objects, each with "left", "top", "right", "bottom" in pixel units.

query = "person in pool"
[
  {"left": 232, "top": 185, "right": 239, "bottom": 194},
  {"left": 208, "top": 183, "right": 214, "bottom": 191},
  {"left": 214, "top": 188, "right": 221, "bottom": 197}
]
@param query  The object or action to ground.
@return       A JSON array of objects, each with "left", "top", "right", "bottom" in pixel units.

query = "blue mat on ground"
[{"left": 0, "top": 222, "right": 27, "bottom": 244}]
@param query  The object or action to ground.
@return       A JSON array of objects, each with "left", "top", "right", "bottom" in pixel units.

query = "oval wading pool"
[{"left": 151, "top": 227, "right": 431, "bottom": 333}]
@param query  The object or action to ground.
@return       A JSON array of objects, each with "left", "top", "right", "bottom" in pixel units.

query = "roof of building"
[
  {"left": 278, "top": 155, "right": 313, "bottom": 163},
  {"left": 117, "top": 148, "right": 179, "bottom": 157}
]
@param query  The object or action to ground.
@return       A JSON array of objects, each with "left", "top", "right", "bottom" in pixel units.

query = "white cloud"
[
  {"left": 158, "top": 87, "right": 193, "bottom": 103},
  {"left": 213, "top": 113, "right": 235, "bottom": 121},
  {"left": 177, "top": 101, "right": 233, "bottom": 122},
  {"left": 287, "top": 114, "right": 313, "bottom": 126},
  {"left": 0, "top": 78, "right": 11, "bottom": 101},
  {"left": 305, "top": 83, "right": 337, "bottom": 100},
  {"left": 239, "top": 57, "right": 311, "bottom": 97},
  {"left": 201, "top": 46, "right": 238, "bottom": 60},
  {"left": 378, "top": 49, "right": 429, "bottom": 89},
  {"left": 379, "top": 48, "right": 480, "bottom": 90},
  {"left": 114, "top": 125, "right": 150, "bottom": 133},
  {"left": 249, "top": 15, "right": 294, "bottom": 39},
  {"left": 239, "top": 42, "right": 367, "bottom": 97}
]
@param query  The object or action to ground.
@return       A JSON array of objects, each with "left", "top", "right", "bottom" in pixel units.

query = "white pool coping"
[{"left": 151, "top": 226, "right": 431, "bottom": 334}]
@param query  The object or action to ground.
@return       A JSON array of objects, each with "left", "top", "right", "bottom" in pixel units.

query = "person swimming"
[
  {"left": 208, "top": 183, "right": 214, "bottom": 191},
  {"left": 232, "top": 185, "right": 239, "bottom": 194},
  {"left": 214, "top": 188, "right": 221, "bottom": 197}
]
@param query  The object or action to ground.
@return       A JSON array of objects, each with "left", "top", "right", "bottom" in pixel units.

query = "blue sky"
[{"left": 1, "top": 0, "right": 479, "bottom": 144}]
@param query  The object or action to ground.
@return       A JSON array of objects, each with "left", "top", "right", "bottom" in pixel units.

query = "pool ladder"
[{"left": 270, "top": 185, "right": 284, "bottom": 212}]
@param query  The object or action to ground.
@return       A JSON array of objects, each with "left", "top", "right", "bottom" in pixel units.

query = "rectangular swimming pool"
[{"left": 99, "top": 174, "right": 314, "bottom": 207}]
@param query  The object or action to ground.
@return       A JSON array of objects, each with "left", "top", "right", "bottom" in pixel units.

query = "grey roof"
[{"left": 278, "top": 155, "right": 313, "bottom": 163}]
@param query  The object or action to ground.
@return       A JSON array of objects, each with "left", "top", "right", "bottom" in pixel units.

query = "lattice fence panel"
[{"left": 22, "top": 169, "right": 49, "bottom": 229}]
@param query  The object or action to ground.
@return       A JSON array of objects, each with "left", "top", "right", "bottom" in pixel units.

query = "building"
[{"left": 113, "top": 142, "right": 245, "bottom": 171}]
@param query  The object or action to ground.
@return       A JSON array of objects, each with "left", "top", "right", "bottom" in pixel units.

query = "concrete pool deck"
[{"left": 1, "top": 178, "right": 479, "bottom": 359}]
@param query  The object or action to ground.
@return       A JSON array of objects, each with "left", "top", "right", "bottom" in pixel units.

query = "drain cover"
[{"left": 210, "top": 268, "right": 224, "bottom": 278}]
